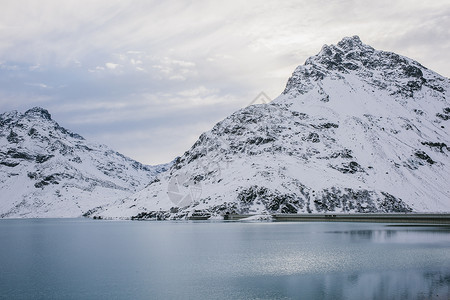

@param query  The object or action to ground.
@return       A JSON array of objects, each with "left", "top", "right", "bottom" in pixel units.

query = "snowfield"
[
  {"left": 0, "top": 107, "right": 169, "bottom": 218},
  {"left": 1, "top": 36, "right": 449, "bottom": 219}
]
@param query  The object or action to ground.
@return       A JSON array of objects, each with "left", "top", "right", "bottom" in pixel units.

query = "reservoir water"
[{"left": 0, "top": 219, "right": 449, "bottom": 299}]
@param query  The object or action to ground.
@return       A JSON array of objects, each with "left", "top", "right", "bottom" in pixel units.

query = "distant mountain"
[
  {"left": 0, "top": 107, "right": 169, "bottom": 218},
  {"left": 96, "top": 36, "right": 450, "bottom": 220}
]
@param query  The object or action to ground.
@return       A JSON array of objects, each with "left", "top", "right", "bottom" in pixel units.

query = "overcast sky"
[{"left": 1, "top": 0, "right": 449, "bottom": 165}]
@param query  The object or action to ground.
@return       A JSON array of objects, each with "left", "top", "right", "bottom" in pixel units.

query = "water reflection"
[
  {"left": 325, "top": 229, "right": 399, "bottom": 242},
  {"left": 325, "top": 224, "right": 450, "bottom": 244},
  {"left": 214, "top": 268, "right": 450, "bottom": 300},
  {"left": 0, "top": 219, "right": 449, "bottom": 299},
  {"left": 423, "top": 271, "right": 450, "bottom": 297}
]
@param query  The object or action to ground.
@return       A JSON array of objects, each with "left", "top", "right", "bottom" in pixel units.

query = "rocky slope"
[
  {"left": 95, "top": 36, "right": 450, "bottom": 220},
  {"left": 0, "top": 107, "right": 169, "bottom": 218}
]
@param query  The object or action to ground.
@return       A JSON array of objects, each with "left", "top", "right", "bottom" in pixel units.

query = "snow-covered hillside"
[
  {"left": 96, "top": 36, "right": 450, "bottom": 220},
  {"left": 0, "top": 107, "right": 169, "bottom": 218}
]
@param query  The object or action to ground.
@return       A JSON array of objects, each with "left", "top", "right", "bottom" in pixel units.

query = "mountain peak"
[
  {"left": 24, "top": 107, "right": 52, "bottom": 120},
  {"left": 336, "top": 35, "right": 363, "bottom": 50},
  {"left": 313, "top": 35, "right": 376, "bottom": 66},
  {"left": 316, "top": 35, "right": 370, "bottom": 58},
  {"left": 0, "top": 106, "right": 170, "bottom": 218},
  {"left": 283, "top": 35, "right": 442, "bottom": 97}
]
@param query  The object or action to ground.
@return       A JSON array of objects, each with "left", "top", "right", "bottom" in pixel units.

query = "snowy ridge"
[
  {"left": 96, "top": 36, "right": 450, "bottom": 220},
  {"left": 0, "top": 107, "right": 169, "bottom": 218}
]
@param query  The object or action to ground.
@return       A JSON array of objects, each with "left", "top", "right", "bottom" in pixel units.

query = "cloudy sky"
[{"left": 1, "top": 0, "right": 449, "bottom": 165}]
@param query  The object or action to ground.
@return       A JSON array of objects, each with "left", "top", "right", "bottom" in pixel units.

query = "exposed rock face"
[
  {"left": 96, "top": 36, "right": 449, "bottom": 219},
  {"left": 0, "top": 107, "right": 169, "bottom": 218}
]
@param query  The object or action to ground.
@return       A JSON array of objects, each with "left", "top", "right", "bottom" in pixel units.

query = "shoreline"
[{"left": 222, "top": 213, "right": 450, "bottom": 224}]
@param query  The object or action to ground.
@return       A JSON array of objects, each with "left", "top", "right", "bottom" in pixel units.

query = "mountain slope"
[
  {"left": 90, "top": 36, "right": 450, "bottom": 219},
  {"left": 0, "top": 107, "right": 169, "bottom": 218}
]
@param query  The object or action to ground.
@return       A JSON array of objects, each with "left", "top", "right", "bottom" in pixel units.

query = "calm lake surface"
[{"left": 0, "top": 219, "right": 449, "bottom": 299}]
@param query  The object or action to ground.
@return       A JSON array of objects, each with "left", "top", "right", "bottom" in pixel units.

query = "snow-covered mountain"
[
  {"left": 96, "top": 36, "right": 450, "bottom": 220},
  {"left": 0, "top": 107, "right": 169, "bottom": 218}
]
